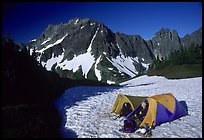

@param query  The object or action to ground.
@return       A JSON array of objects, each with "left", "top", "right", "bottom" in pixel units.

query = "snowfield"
[{"left": 55, "top": 75, "right": 202, "bottom": 138}]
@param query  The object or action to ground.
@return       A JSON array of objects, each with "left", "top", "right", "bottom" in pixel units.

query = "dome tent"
[
  {"left": 126, "top": 93, "right": 188, "bottom": 127},
  {"left": 111, "top": 94, "right": 148, "bottom": 114}
]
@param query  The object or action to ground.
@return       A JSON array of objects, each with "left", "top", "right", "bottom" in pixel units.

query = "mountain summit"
[{"left": 27, "top": 18, "right": 202, "bottom": 84}]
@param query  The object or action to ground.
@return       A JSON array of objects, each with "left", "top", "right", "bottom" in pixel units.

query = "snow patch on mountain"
[
  {"left": 42, "top": 53, "right": 64, "bottom": 70},
  {"left": 29, "top": 39, "right": 36, "bottom": 42},
  {"left": 37, "top": 34, "right": 68, "bottom": 53},
  {"left": 74, "top": 19, "right": 79, "bottom": 25},
  {"left": 141, "top": 62, "right": 150, "bottom": 70},
  {"left": 108, "top": 68, "right": 113, "bottom": 71},
  {"left": 95, "top": 55, "right": 102, "bottom": 81},
  {"left": 87, "top": 27, "right": 99, "bottom": 52},
  {"left": 108, "top": 54, "right": 137, "bottom": 78},
  {"left": 41, "top": 38, "right": 51, "bottom": 45},
  {"left": 107, "top": 80, "right": 116, "bottom": 85},
  {"left": 57, "top": 27, "right": 100, "bottom": 79},
  {"left": 30, "top": 48, "right": 34, "bottom": 56},
  {"left": 33, "top": 34, "right": 67, "bottom": 63},
  {"left": 90, "top": 23, "right": 95, "bottom": 26},
  {"left": 58, "top": 53, "right": 94, "bottom": 78}
]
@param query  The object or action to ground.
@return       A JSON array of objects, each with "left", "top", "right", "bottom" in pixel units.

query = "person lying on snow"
[
  {"left": 120, "top": 101, "right": 154, "bottom": 136},
  {"left": 133, "top": 102, "right": 155, "bottom": 136},
  {"left": 133, "top": 101, "right": 148, "bottom": 126}
]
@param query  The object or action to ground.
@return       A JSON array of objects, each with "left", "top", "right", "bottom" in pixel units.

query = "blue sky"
[{"left": 2, "top": 2, "right": 202, "bottom": 43}]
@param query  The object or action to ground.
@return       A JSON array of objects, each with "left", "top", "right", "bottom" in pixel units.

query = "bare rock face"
[
  {"left": 115, "top": 33, "right": 153, "bottom": 63},
  {"left": 181, "top": 27, "right": 202, "bottom": 48},
  {"left": 147, "top": 28, "right": 181, "bottom": 59}
]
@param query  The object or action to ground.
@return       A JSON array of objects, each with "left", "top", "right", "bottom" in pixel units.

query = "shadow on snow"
[
  {"left": 54, "top": 85, "right": 122, "bottom": 138},
  {"left": 60, "top": 128, "right": 78, "bottom": 138},
  {"left": 122, "top": 82, "right": 155, "bottom": 87}
]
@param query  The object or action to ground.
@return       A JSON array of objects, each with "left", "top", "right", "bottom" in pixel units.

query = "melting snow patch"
[
  {"left": 158, "top": 42, "right": 160, "bottom": 45},
  {"left": 41, "top": 61, "right": 46, "bottom": 67},
  {"left": 37, "top": 34, "right": 68, "bottom": 53},
  {"left": 74, "top": 19, "right": 79, "bottom": 24},
  {"left": 58, "top": 28, "right": 99, "bottom": 79},
  {"left": 29, "top": 39, "right": 36, "bottom": 42},
  {"left": 108, "top": 68, "right": 113, "bottom": 71},
  {"left": 36, "top": 55, "right": 41, "bottom": 62},
  {"left": 44, "top": 53, "right": 64, "bottom": 71},
  {"left": 107, "top": 80, "right": 115, "bottom": 85},
  {"left": 108, "top": 53, "right": 136, "bottom": 78},
  {"left": 81, "top": 26, "right": 85, "bottom": 29},
  {"left": 141, "top": 62, "right": 150, "bottom": 70},
  {"left": 29, "top": 48, "right": 34, "bottom": 56},
  {"left": 41, "top": 38, "right": 51, "bottom": 45},
  {"left": 95, "top": 56, "right": 102, "bottom": 81},
  {"left": 58, "top": 52, "right": 95, "bottom": 78},
  {"left": 87, "top": 27, "right": 100, "bottom": 52}
]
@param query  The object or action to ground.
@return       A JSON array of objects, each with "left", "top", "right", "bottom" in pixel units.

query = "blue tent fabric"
[
  {"left": 156, "top": 102, "right": 173, "bottom": 126},
  {"left": 170, "top": 99, "right": 188, "bottom": 121},
  {"left": 125, "top": 94, "right": 188, "bottom": 127}
]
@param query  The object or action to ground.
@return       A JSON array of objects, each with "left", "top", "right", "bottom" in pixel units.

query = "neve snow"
[{"left": 55, "top": 75, "right": 202, "bottom": 138}]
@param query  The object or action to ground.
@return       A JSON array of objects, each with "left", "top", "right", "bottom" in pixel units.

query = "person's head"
[{"left": 141, "top": 102, "right": 146, "bottom": 109}]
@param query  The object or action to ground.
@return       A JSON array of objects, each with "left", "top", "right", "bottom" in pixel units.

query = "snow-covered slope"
[{"left": 55, "top": 75, "right": 202, "bottom": 138}]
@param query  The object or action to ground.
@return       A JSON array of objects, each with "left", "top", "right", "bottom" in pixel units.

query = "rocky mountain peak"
[
  {"left": 149, "top": 28, "right": 181, "bottom": 59},
  {"left": 66, "top": 18, "right": 102, "bottom": 27},
  {"left": 153, "top": 28, "right": 179, "bottom": 41},
  {"left": 181, "top": 27, "right": 202, "bottom": 47}
]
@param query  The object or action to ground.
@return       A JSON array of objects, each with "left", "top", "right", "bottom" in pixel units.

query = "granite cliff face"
[
  {"left": 181, "top": 27, "right": 202, "bottom": 48},
  {"left": 27, "top": 18, "right": 202, "bottom": 84},
  {"left": 147, "top": 28, "right": 181, "bottom": 59}
]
